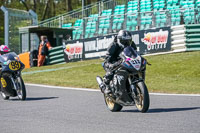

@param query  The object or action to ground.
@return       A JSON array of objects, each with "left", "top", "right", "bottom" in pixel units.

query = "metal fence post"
[
  {"left": 82, "top": 0, "right": 85, "bottom": 39},
  {"left": 1, "top": 6, "right": 9, "bottom": 47},
  {"left": 59, "top": 16, "right": 62, "bottom": 28},
  {"left": 29, "top": 9, "right": 38, "bottom": 25}
]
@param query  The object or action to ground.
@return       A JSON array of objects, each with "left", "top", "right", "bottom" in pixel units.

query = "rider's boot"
[
  {"left": 104, "top": 84, "right": 111, "bottom": 94},
  {"left": 99, "top": 83, "right": 111, "bottom": 94},
  {"left": 103, "top": 77, "right": 111, "bottom": 94}
]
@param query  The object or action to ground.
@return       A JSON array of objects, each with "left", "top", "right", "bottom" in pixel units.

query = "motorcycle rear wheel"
[
  {"left": 104, "top": 94, "right": 123, "bottom": 112},
  {"left": 134, "top": 82, "right": 150, "bottom": 113},
  {"left": 15, "top": 76, "right": 26, "bottom": 101},
  {"left": 0, "top": 91, "right": 9, "bottom": 100}
]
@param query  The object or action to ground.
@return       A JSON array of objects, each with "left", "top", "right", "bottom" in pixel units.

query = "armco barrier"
[
  {"left": 48, "top": 46, "right": 65, "bottom": 65},
  {"left": 171, "top": 24, "right": 200, "bottom": 52},
  {"left": 186, "top": 24, "right": 200, "bottom": 51},
  {"left": 171, "top": 25, "right": 186, "bottom": 52}
]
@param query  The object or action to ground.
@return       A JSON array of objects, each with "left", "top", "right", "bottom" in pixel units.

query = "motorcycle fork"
[
  {"left": 10, "top": 72, "right": 21, "bottom": 90},
  {"left": 128, "top": 76, "right": 137, "bottom": 97},
  {"left": 128, "top": 74, "right": 144, "bottom": 97},
  {"left": 10, "top": 76, "right": 18, "bottom": 91}
]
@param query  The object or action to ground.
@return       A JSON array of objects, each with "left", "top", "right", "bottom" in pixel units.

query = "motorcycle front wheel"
[
  {"left": 15, "top": 76, "right": 26, "bottom": 101},
  {"left": 104, "top": 94, "right": 123, "bottom": 112},
  {"left": 134, "top": 82, "right": 150, "bottom": 113}
]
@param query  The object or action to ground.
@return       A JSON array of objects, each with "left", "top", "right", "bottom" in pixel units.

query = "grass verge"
[{"left": 22, "top": 51, "right": 200, "bottom": 94}]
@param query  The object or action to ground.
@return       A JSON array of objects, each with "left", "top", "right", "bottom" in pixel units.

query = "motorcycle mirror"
[{"left": 147, "top": 61, "right": 152, "bottom": 66}]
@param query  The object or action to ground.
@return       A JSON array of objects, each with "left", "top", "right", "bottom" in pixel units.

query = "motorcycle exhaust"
[
  {"left": 96, "top": 76, "right": 105, "bottom": 93},
  {"left": 96, "top": 76, "right": 103, "bottom": 85}
]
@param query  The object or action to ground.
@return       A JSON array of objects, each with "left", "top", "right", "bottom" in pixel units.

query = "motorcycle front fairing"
[
  {"left": 113, "top": 67, "right": 134, "bottom": 105},
  {"left": 0, "top": 52, "right": 25, "bottom": 75},
  {"left": 0, "top": 52, "right": 18, "bottom": 61},
  {"left": 120, "top": 46, "right": 146, "bottom": 74},
  {"left": 113, "top": 67, "right": 129, "bottom": 94}
]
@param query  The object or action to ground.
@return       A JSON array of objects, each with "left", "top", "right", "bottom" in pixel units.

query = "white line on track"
[
  {"left": 26, "top": 83, "right": 99, "bottom": 92},
  {"left": 25, "top": 83, "right": 200, "bottom": 97},
  {"left": 149, "top": 93, "right": 200, "bottom": 97}
]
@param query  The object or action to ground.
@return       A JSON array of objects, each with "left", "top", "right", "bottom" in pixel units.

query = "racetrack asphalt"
[{"left": 0, "top": 84, "right": 199, "bottom": 133}]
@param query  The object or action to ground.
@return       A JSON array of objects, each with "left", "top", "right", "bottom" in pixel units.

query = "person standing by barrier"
[{"left": 37, "top": 36, "right": 52, "bottom": 67}]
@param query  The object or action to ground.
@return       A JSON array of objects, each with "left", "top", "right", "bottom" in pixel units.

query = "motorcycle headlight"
[
  {"left": 3, "top": 60, "right": 11, "bottom": 65},
  {"left": 14, "top": 56, "right": 20, "bottom": 61}
]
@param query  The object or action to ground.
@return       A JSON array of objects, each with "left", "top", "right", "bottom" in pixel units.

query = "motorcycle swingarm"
[{"left": 106, "top": 94, "right": 135, "bottom": 106}]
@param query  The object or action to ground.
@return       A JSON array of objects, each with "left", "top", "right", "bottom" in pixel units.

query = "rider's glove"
[
  {"left": 109, "top": 64, "right": 114, "bottom": 70},
  {"left": 115, "top": 59, "right": 122, "bottom": 66},
  {"left": 109, "top": 60, "right": 122, "bottom": 70}
]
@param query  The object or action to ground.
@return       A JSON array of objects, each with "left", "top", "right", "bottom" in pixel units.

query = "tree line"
[{"left": 0, "top": 0, "right": 101, "bottom": 44}]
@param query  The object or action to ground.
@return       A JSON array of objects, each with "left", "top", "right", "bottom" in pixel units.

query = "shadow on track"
[
  {"left": 148, "top": 107, "right": 200, "bottom": 113},
  {"left": 26, "top": 97, "right": 58, "bottom": 101},
  {"left": 9, "top": 97, "right": 58, "bottom": 101},
  {"left": 121, "top": 107, "right": 200, "bottom": 113}
]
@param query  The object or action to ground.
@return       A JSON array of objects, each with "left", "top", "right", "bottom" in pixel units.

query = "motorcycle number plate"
[
  {"left": 9, "top": 61, "right": 21, "bottom": 71},
  {"left": 129, "top": 57, "right": 141, "bottom": 71}
]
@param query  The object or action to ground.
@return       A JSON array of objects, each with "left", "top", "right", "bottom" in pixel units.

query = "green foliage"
[
  {"left": 0, "top": 11, "right": 4, "bottom": 44},
  {"left": 22, "top": 51, "right": 200, "bottom": 94},
  {"left": 0, "top": 0, "right": 99, "bottom": 44},
  {"left": 0, "top": 0, "right": 99, "bottom": 21}
]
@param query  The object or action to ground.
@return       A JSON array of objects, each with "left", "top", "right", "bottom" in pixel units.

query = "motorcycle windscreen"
[
  {"left": 123, "top": 46, "right": 138, "bottom": 59},
  {"left": 0, "top": 52, "right": 18, "bottom": 62},
  {"left": 123, "top": 46, "right": 142, "bottom": 71}
]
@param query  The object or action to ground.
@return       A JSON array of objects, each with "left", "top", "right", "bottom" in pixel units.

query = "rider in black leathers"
[{"left": 102, "top": 30, "right": 137, "bottom": 94}]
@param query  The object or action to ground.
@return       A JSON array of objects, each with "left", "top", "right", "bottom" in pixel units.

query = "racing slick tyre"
[
  {"left": 134, "top": 81, "right": 150, "bottom": 113},
  {"left": 104, "top": 94, "right": 123, "bottom": 112},
  {"left": 15, "top": 76, "right": 26, "bottom": 101}
]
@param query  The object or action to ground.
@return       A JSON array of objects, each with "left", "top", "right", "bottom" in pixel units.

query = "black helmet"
[{"left": 117, "top": 30, "right": 132, "bottom": 47}]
